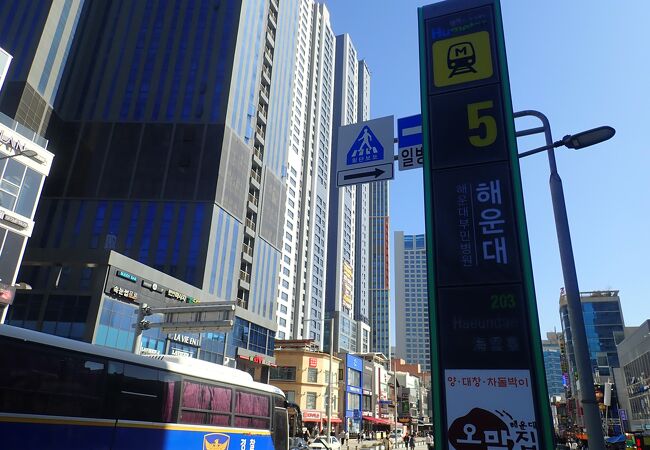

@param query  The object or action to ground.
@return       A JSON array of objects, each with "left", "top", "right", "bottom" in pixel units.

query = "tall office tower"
[
  {"left": 560, "top": 290, "right": 625, "bottom": 429},
  {"left": 542, "top": 331, "right": 565, "bottom": 398},
  {"left": 560, "top": 290, "right": 625, "bottom": 383},
  {"left": 2, "top": 0, "right": 299, "bottom": 379},
  {"left": 275, "top": 2, "right": 335, "bottom": 348},
  {"left": 353, "top": 59, "right": 371, "bottom": 354},
  {"left": 325, "top": 33, "right": 365, "bottom": 354},
  {"left": 0, "top": 1, "right": 84, "bottom": 135},
  {"left": 394, "top": 232, "right": 430, "bottom": 371}
]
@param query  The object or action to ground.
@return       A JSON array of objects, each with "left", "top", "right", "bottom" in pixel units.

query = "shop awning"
[
  {"left": 362, "top": 417, "right": 392, "bottom": 425},
  {"left": 322, "top": 417, "right": 342, "bottom": 424}
]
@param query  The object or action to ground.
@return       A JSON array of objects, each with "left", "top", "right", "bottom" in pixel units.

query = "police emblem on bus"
[{"left": 204, "top": 433, "right": 230, "bottom": 450}]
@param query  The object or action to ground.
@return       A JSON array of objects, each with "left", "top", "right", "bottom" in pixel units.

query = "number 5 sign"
[{"left": 419, "top": 1, "right": 554, "bottom": 450}]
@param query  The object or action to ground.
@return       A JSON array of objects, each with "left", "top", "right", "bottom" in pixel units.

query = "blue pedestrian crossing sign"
[
  {"left": 336, "top": 116, "right": 394, "bottom": 187},
  {"left": 347, "top": 126, "right": 384, "bottom": 165}
]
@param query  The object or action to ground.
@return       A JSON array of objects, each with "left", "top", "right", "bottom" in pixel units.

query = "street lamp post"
[
  {"left": 515, "top": 110, "right": 615, "bottom": 450},
  {"left": 304, "top": 317, "right": 335, "bottom": 441}
]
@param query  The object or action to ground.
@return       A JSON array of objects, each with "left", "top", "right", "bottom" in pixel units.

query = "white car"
[
  {"left": 389, "top": 430, "right": 404, "bottom": 440},
  {"left": 309, "top": 436, "right": 341, "bottom": 450}
]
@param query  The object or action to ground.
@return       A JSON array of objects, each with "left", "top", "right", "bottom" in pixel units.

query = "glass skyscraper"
[
  {"left": 542, "top": 332, "right": 565, "bottom": 399},
  {"left": 560, "top": 290, "right": 625, "bottom": 385},
  {"left": 1, "top": 0, "right": 299, "bottom": 379}
]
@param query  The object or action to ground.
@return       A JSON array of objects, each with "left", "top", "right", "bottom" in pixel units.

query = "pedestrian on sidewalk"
[
  {"left": 409, "top": 435, "right": 416, "bottom": 450},
  {"left": 426, "top": 433, "right": 434, "bottom": 450},
  {"left": 383, "top": 435, "right": 391, "bottom": 450}
]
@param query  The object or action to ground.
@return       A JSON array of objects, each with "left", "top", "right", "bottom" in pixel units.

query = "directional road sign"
[
  {"left": 397, "top": 114, "right": 423, "bottom": 171},
  {"left": 336, "top": 116, "right": 394, "bottom": 187}
]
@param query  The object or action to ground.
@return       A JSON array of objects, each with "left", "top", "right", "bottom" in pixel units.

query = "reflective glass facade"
[
  {"left": 543, "top": 346, "right": 564, "bottom": 398},
  {"left": 3, "top": 0, "right": 298, "bottom": 372},
  {"left": 560, "top": 292, "right": 624, "bottom": 387}
]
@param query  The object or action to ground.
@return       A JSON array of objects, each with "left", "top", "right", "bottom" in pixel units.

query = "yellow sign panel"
[
  {"left": 342, "top": 262, "right": 353, "bottom": 308},
  {"left": 432, "top": 31, "right": 493, "bottom": 87}
]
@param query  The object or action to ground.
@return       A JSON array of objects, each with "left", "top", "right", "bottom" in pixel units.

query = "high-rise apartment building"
[
  {"left": 324, "top": 33, "right": 370, "bottom": 354},
  {"left": 275, "top": 1, "right": 335, "bottom": 348},
  {"left": 353, "top": 59, "right": 371, "bottom": 354},
  {"left": 0, "top": 1, "right": 84, "bottom": 135},
  {"left": 1, "top": 0, "right": 299, "bottom": 379},
  {"left": 394, "top": 232, "right": 430, "bottom": 371},
  {"left": 368, "top": 179, "right": 390, "bottom": 356}
]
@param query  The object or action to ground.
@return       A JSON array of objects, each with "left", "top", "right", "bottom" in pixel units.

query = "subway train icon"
[{"left": 447, "top": 41, "right": 477, "bottom": 77}]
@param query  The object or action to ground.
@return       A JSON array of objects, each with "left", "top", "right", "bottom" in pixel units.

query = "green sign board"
[{"left": 418, "top": 1, "right": 553, "bottom": 450}]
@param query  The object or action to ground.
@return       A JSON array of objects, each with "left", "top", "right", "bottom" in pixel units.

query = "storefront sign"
[
  {"left": 238, "top": 354, "right": 277, "bottom": 367},
  {"left": 346, "top": 354, "right": 363, "bottom": 371},
  {"left": 142, "top": 280, "right": 164, "bottom": 293},
  {"left": 0, "top": 211, "right": 29, "bottom": 229},
  {"left": 166, "top": 289, "right": 187, "bottom": 302},
  {"left": 165, "top": 288, "right": 200, "bottom": 304},
  {"left": 110, "top": 285, "right": 138, "bottom": 301},
  {"left": 0, "top": 128, "right": 27, "bottom": 153},
  {"left": 348, "top": 386, "right": 362, "bottom": 395},
  {"left": 303, "top": 410, "right": 322, "bottom": 421},
  {"left": 309, "top": 357, "right": 318, "bottom": 368},
  {"left": 171, "top": 348, "right": 191, "bottom": 357},
  {"left": 116, "top": 270, "right": 137, "bottom": 282},
  {"left": 168, "top": 333, "right": 200, "bottom": 347}
]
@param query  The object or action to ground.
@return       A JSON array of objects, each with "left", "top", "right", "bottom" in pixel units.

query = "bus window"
[
  {"left": 179, "top": 380, "right": 232, "bottom": 426},
  {"left": 0, "top": 341, "right": 107, "bottom": 417},
  {"left": 234, "top": 390, "right": 270, "bottom": 429},
  {"left": 272, "top": 407, "right": 289, "bottom": 450},
  {"left": 112, "top": 362, "right": 175, "bottom": 423}
]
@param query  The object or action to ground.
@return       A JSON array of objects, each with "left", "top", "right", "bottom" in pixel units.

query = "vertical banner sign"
[{"left": 418, "top": 2, "right": 553, "bottom": 450}]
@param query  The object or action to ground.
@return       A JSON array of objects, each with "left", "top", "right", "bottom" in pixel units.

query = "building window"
[
  {"left": 307, "top": 368, "right": 318, "bottom": 383},
  {"left": 306, "top": 392, "right": 317, "bottom": 409},
  {"left": 285, "top": 390, "right": 295, "bottom": 402},
  {"left": 347, "top": 369, "right": 361, "bottom": 387},
  {"left": 270, "top": 366, "right": 296, "bottom": 381}
]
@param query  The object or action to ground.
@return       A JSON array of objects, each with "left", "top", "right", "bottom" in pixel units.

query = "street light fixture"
[
  {"left": 515, "top": 109, "right": 615, "bottom": 450},
  {"left": 0, "top": 149, "right": 38, "bottom": 160}
]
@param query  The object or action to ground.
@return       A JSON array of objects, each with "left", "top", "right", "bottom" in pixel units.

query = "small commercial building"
[
  {"left": 271, "top": 340, "right": 343, "bottom": 435},
  {"left": 6, "top": 250, "right": 276, "bottom": 382},
  {"left": 616, "top": 320, "right": 650, "bottom": 433}
]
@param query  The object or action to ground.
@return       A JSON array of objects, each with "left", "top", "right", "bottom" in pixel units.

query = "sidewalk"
[{"left": 341, "top": 439, "right": 427, "bottom": 450}]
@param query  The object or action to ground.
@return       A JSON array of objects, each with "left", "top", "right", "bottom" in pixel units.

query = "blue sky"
[{"left": 323, "top": 0, "right": 650, "bottom": 341}]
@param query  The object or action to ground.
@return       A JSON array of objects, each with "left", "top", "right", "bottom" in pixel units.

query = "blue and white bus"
[{"left": 0, "top": 325, "right": 288, "bottom": 450}]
